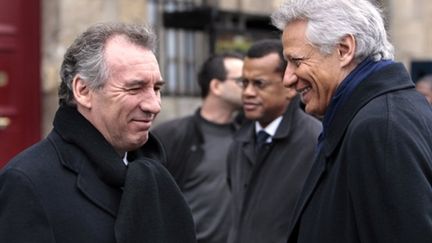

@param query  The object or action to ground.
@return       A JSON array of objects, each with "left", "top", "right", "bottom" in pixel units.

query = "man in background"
[
  {"left": 227, "top": 39, "right": 321, "bottom": 243},
  {"left": 153, "top": 52, "right": 244, "bottom": 243}
]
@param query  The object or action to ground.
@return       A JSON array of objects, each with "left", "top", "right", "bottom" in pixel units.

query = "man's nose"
[
  {"left": 282, "top": 64, "right": 298, "bottom": 89},
  {"left": 242, "top": 81, "right": 257, "bottom": 96},
  {"left": 140, "top": 91, "right": 161, "bottom": 115}
]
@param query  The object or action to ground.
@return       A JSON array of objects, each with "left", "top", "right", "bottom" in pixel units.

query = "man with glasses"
[
  {"left": 153, "top": 52, "right": 244, "bottom": 243},
  {"left": 226, "top": 39, "right": 321, "bottom": 243}
]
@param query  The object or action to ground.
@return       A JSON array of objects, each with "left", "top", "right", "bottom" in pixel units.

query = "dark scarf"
[
  {"left": 53, "top": 105, "right": 196, "bottom": 243},
  {"left": 318, "top": 57, "right": 393, "bottom": 149}
]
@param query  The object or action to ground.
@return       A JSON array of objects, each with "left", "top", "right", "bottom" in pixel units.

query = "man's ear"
[
  {"left": 209, "top": 78, "right": 222, "bottom": 96},
  {"left": 72, "top": 75, "right": 92, "bottom": 109},
  {"left": 337, "top": 34, "right": 356, "bottom": 68}
]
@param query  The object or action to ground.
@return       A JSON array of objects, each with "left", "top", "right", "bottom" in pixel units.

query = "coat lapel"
[
  {"left": 48, "top": 131, "right": 122, "bottom": 217},
  {"left": 323, "top": 63, "right": 413, "bottom": 158},
  {"left": 76, "top": 159, "right": 122, "bottom": 217},
  {"left": 235, "top": 121, "right": 257, "bottom": 165}
]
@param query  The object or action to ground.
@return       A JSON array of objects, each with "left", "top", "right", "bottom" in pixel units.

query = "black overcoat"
[
  {"left": 227, "top": 97, "right": 322, "bottom": 243},
  {"left": 0, "top": 128, "right": 166, "bottom": 242},
  {"left": 287, "top": 63, "right": 432, "bottom": 243}
]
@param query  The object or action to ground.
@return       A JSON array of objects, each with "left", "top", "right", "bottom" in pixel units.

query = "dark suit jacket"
[
  {"left": 0, "top": 129, "right": 163, "bottom": 243},
  {"left": 227, "top": 97, "right": 322, "bottom": 243},
  {"left": 152, "top": 109, "right": 205, "bottom": 189},
  {"left": 287, "top": 63, "right": 432, "bottom": 243}
]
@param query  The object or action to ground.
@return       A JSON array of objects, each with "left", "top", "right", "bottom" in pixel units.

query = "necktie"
[{"left": 256, "top": 130, "right": 270, "bottom": 151}]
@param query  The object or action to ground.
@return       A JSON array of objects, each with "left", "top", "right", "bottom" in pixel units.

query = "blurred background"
[{"left": 1, "top": 0, "right": 432, "bottom": 164}]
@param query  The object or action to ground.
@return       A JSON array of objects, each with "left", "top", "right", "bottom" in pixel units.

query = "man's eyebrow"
[
  {"left": 125, "top": 79, "right": 165, "bottom": 87},
  {"left": 283, "top": 53, "right": 293, "bottom": 61},
  {"left": 122, "top": 81, "right": 144, "bottom": 90},
  {"left": 156, "top": 79, "right": 165, "bottom": 86}
]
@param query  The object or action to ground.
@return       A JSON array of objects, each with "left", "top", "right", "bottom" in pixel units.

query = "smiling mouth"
[
  {"left": 297, "top": 86, "right": 312, "bottom": 95},
  {"left": 132, "top": 119, "right": 153, "bottom": 128}
]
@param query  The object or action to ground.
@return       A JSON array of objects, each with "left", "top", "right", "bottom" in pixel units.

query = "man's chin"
[
  {"left": 137, "top": 134, "right": 149, "bottom": 146},
  {"left": 126, "top": 134, "right": 149, "bottom": 151},
  {"left": 305, "top": 104, "right": 325, "bottom": 119},
  {"left": 304, "top": 105, "right": 314, "bottom": 115}
]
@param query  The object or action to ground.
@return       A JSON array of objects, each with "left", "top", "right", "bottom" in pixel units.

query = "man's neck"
[{"left": 200, "top": 98, "right": 236, "bottom": 124}]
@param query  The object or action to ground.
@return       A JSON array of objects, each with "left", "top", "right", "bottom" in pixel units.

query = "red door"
[{"left": 0, "top": 0, "right": 41, "bottom": 166}]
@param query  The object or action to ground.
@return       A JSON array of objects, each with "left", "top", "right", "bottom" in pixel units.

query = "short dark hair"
[
  {"left": 245, "top": 39, "right": 287, "bottom": 76},
  {"left": 197, "top": 52, "right": 244, "bottom": 98}
]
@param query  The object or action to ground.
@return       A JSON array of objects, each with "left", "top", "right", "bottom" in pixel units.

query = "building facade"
[{"left": 0, "top": 0, "right": 431, "bottom": 164}]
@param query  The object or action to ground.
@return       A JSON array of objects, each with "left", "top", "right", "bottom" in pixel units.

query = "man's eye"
[
  {"left": 154, "top": 86, "right": 162, "bottom": 93},
  {"left": 254, "top": 80, "right": 266, "bottom": 89},
  {"left": 127, "top": 87, "right": 141, "bottom": 94},
  {"left": 291, "top": 58, "right": 303, "bottom": 67},
  {"left": 242, "top": 79, "right": 250, "bottom": 88}
]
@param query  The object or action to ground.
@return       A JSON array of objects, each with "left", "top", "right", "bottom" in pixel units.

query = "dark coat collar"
[
  {"left": 48, "top": 106, "right": 166, "bottom": 217},
  {"left": 321, "top": 62, "right": 414, "bottom": 158},
  {"left": 47, "top": 131, "right": 121, "bottom": 217}
]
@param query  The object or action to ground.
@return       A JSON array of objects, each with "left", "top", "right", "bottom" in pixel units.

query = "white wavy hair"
[{"left": 271, "top": 0, "right": 394, "bottom": 63}]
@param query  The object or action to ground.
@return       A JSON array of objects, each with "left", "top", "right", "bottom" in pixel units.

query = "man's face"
[
  {"left": 218, "top": 58, "right": 244, "bottom": 109},
  {"left": 84, "top": 36, "right": 163, "bottom": 154},
  {"left": 242, "top": 53, "right": 290, "bottom": 127},
  {"left": 281, "top": 20, "right": 349, "bottom": 117}
]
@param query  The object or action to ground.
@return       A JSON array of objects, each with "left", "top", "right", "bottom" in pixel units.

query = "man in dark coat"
[
  {"left": 0, "top": 22, "right": 196, "bottom": 243},
  {"left": 153, "top": 53, "right": 244, "bottom": 243},
  {"left": 226, "top": 39, "right": 321, "bottom": 243},
  {"left": 272, "top": 0, "right": 432, "bottom": 242}
]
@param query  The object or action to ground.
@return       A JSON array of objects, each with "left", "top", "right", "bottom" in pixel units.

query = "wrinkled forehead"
[
  {"left": 106, "top": 37, "right": 159, "bottom": 69},
  {"left": 281, "top": 21, "right": 312, "bottom": 54},
  {"left": 104, "top": 38, "right": 162, "bottom": 84},
  {"left": 107, "top": 36, "right": 154, "bottom": 57}
]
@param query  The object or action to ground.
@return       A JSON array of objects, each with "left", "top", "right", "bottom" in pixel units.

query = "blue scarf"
[{"left": 318, "top": 57, "right": 393, "bottom": 149}]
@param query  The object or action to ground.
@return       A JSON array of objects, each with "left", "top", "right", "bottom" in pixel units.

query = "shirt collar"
[
  {"left": 255, "top": 116, "right": 283, "bottom": 137},
  {"left": 123, "top": 152, "right": 129, "bottom": 166}
]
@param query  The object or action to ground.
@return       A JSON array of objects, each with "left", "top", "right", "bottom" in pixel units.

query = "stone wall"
[
  {"left": 42, "top": 0, "right": 150, "bottom": 135},
  {"left": 41, "top": 0, "right": 432, "bottom": 134},
  {"left": 389, "top": 0, "right": 432, "bottom": 67},
  {"left": 219, "top": 0, "right": 283, "bottom": 14}
]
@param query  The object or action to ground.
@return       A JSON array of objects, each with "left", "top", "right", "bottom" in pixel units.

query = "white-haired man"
[{"left": 272, "top": 0, "right": 432, "bottom": 242}]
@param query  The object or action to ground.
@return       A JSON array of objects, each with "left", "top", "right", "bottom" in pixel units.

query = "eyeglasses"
[
  {"left": 226, "top": 77, "right": 244, "bottom": 87},
  {"left": 240, "top": 79, "right": 275, "bottom": 90},
  {"left": 226, "top": 77, "right": 278, "bottom": 90}
]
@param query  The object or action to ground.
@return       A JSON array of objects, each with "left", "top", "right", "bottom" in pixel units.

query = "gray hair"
[
  {"left": 271, "top": 0, "right": 394, "bottom": 63},
  {"left": 59, "top": 22, "right": 156, "bottom": 106}
]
